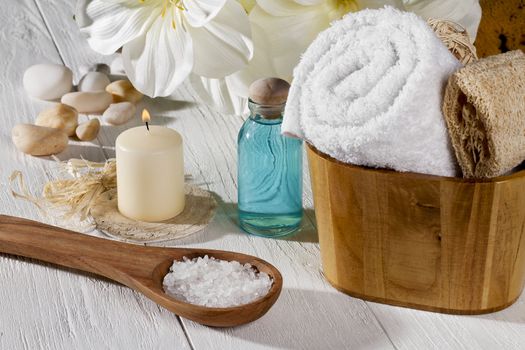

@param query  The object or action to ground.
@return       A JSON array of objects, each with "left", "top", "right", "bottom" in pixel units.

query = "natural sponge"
[{"left": 475, "top": 0, "right": 525, "bottom": 57}]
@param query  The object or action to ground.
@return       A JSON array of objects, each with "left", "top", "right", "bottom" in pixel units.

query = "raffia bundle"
[
  {"left": 10, "top": 158, "right": 217, "bottom": 242},
  {"left": 428, "top": 18, "right": 478, "bottom": 65},
  {"left": 10, "top": 158, "right": 116, "bottom": 228}
]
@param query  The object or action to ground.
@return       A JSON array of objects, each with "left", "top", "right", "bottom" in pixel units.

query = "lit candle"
[{"left": 115, "top": 109, "right": 185, "bottom": 222}]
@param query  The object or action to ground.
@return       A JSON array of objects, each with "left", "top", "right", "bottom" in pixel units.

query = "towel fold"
[
  {"left": 443, "top": 50, "right": 525, "bottom": 178},
  {"left": 283, "top": 7, "right": 461, "bottom": 176}
]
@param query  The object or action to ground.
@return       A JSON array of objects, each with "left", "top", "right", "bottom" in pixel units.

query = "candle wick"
[{"left": 146, "top": 122, "right": 150, "bottom": 131}]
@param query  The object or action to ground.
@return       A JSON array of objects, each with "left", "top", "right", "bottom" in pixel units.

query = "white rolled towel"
[{"left": 283, "top": 7, "right": 461, "bottom": 177}]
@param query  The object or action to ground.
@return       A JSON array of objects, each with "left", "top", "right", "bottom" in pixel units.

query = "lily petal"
[
  {"left": 357, "top": 0, "right": 481, "bottom": 40},
  {"left": 122, "top": 10, "right": 193, "bottom": 97},
  {"left": 401, "top": 0, "right": 481, "bottom": 40},
  {"left": 357, "top": 0, "right": 404, "bottom": 9},
  {"left": 81, "top": 0, "right": 160, "bottom": 55},
  {"left": 75, "top": 0, "right": 93, "bottom": 27},
  {"left": 256, "top": 0, "right": 313, "bottom": 16},
  {"left": 239, "top": 0, "right": 257, "bottom": 13},
  {"left": 189, "top": 16, "right": 294, "bottom": 114},
  {"left": 249, "top": 5, "right": 330, "bottom": 79},
  {"left": 190, "top": 74, "right": 248, "bottom": 115},
  {"left": 294, "top": 0, "right": 325, "bottom": 5},
  {"left": 189, "top": 0, "right": 253, "bottom": 79},
  {"left": 183, "top": 0, "right": 227, "bottom": 27},
  {"left": 226, "top": 21, "right": 283, "bottom": 98}
]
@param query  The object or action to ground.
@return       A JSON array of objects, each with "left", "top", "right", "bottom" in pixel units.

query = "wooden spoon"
[{"left": 0, "top": 215, "right": 283, "bottom": 327}]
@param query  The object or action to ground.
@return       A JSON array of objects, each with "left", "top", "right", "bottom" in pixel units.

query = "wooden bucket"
[{"left": 307, "top": 144, "right": 525, "bottom": 314}]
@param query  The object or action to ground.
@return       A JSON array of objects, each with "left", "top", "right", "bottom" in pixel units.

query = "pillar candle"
[{"left": 116, "top": 125, "right": 185, "bottom": 222}]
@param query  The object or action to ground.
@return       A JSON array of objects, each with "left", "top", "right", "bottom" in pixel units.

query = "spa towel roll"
[
  {"left": 443, "top": 50, "right": 525, "bottom": 178},
  {"left": 283, "top": 7, "right": 461, "bottom": 176}
]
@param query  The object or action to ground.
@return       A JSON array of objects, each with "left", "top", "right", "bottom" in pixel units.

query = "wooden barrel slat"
[{"left": 307, "top": 144, "right": 525, "bottom": 314}]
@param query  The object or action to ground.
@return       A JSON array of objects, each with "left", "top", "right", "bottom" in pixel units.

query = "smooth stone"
[
  {"left": 12, "top": 124, "right": 68, "bottom": 156},
  {"left": 94, "top": 63, "right": 111, "bottom": 76},
  {"left": 78, "top": 72, "right": 111, "bottom": 92},
  {"left": 61, "top": 91, "right": 112, "bottom": 114},
  {"left": 106, "top": 80, "right": 143, "bottom": 104},
  {"left": 102, "top": 102, "right": 136, "bottom": 125},
  {"left": 76, "top": 118, "right": 100, "bottom": 141},
  {"left": 35, "top": 103, "right": 78, "bottom": 136},
  {"left": 23, "top": 63, "right": 73, "bottom": 100}
]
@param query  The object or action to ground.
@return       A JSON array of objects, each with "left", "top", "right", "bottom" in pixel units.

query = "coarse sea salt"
[{"left": 162, "top": 255, "right": 273, "bottom": 308}]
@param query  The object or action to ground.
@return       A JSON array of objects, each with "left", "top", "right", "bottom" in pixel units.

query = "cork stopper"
[{"left": 249, "top": 78, "right": 290, "bottom": 106}]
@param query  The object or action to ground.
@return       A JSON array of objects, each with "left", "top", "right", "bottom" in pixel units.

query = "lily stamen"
[{"left": 160, "top": 0, "right": 185, "bottom": 18}]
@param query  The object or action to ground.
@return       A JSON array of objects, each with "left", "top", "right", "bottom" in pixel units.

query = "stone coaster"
[{"left": 91, "top": 184, "right": 217, "bottom": 243}]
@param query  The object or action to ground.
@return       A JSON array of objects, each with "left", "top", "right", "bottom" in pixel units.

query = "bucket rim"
[{"left": 306, "top": 143, "right": 525, "bottom": 184}]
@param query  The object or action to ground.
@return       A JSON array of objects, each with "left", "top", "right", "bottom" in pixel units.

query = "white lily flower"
[
  {"left": 188, "top": 0, "right": 481, "bottom": 115},
  {"left": 358, "top": 0, "right": 482, "bottom": 39},
  {"left": 78, "top": 0, "right": 253, "bottom": 97},
  {"left": 248, "top": 0, "right": 481, "bottom": 84},
  {"left": 239, "top": 0, "right": 256, "bottom": 12},
  {"left": 190, "top": 73, "right": 248, "bottom": 115},
  {"left": 248, "top": 0, "right": 360, "bottom": 80},
  {"left": 189, "top": 0, "right": 359, "bottom": 114},
  {"left": 189, "top": 17, "right": 284, "bottom": 114}
]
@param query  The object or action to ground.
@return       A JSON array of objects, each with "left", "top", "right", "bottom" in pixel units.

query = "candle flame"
[{"left": 142, "top": 109, "right": 151, "bottom": 123}]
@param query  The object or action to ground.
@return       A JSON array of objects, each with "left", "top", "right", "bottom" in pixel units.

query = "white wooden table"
[{"left": 1, "top": 1, "right": 525, "bottom": 349}]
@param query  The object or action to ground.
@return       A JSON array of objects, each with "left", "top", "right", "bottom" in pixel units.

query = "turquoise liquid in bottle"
[{"left": 237, "top": 100, "right": 303, "bottom": 237}]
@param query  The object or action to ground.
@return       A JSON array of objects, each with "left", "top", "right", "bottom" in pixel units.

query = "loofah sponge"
[{"left": 443, "top": 50, "right": 525, "bottom": 178}]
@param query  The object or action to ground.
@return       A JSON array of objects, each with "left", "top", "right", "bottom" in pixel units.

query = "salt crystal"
[{"left": 162, "top": 255, "right": 273, "bottom": 308}]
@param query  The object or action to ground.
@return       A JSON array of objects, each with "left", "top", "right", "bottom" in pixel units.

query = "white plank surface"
[
  {"left": 3, "top": 0, "right": 525, "bottom": 349},
  {"left": 30, "top": 1, "right": 395, "bottom": 349},
  {"left": 0, "top": 1, "right": 191, "bottom": 349}
]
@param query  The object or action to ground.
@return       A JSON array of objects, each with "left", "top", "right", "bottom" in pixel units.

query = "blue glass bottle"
[{"left": 237, "top": 97, "right": 303, "bottom": 237}]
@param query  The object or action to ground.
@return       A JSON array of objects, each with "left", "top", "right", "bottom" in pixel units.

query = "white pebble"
[
  {"left": 35, "top": 103, "right": 78, "bottom": 136},
  {"left": 106, "top": 80, "right": 143, "bottom": 104},
  {"left": 12, "top": 124, "right": 68, "bottom": 156},
  {"left": 23, "top": 63, "right": 73, "bottom": 100},
  {"left": 102, "top": 102, "right": 136, "bottom": 125},
  {"left": 61, "top": 91, "right": 112, "bottom": 114},
  {"left": 95, "top": 63, "right": 111, "bottom": 76},
  {"left": 78, "top": 72, "right": 110, "bottom": 92},
  {"left": 76, "top": 118, "right": 100, "bottom": 141},
  {"left": 163, "top": 255, "right": 273, "bottom": 308}
]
